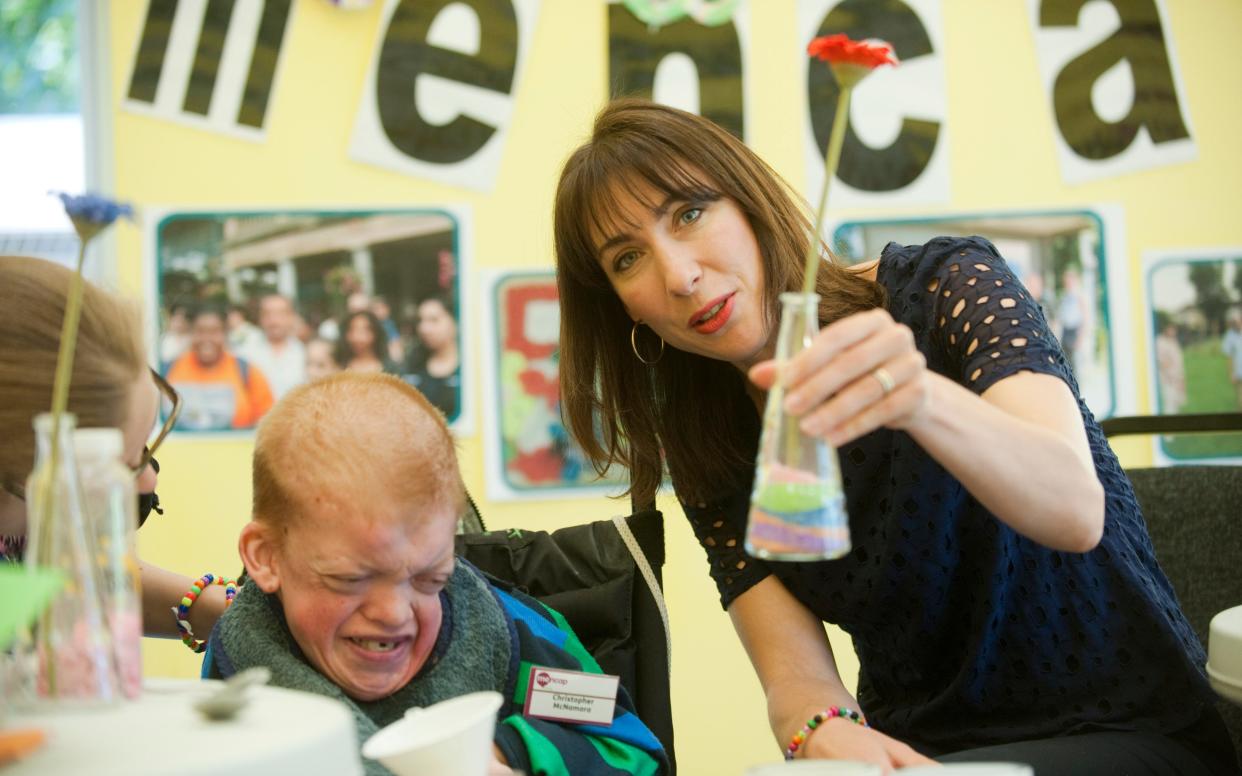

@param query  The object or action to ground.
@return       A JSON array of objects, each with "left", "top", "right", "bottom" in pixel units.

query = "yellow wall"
[{"left": 106, "top": 2, "right": 1242, "bottom": 772}]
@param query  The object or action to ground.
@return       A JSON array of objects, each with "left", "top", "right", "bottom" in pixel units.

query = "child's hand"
[{"left": 488, "top": 744, "right": 516, "bottom": 775}]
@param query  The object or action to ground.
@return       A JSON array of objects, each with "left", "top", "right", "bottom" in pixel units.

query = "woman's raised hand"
[{"left": 749, "top": 308, "right": 932, "bottom": 447}]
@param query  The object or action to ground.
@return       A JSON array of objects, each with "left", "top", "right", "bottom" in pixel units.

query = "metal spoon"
[{"left": 194, "top": 667, "right": 272, "bottom": 721}]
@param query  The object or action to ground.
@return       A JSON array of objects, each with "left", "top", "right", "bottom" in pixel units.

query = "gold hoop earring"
[{"left": 630, "top": 321, "right": 665, "bottom": 365}]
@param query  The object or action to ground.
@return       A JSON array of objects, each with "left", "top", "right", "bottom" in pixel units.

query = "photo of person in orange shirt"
[{"left": 164, "top": 305, "right": 274, "bottom": 430}]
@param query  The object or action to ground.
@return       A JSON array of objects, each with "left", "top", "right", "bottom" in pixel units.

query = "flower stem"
[
  {"left": 37, "top": 240, "right": 88, "bottom": 696},
  {"left": 801, "top": 85, "right": 853, "bottom": 295},
  {"left": 46, "top": 241, "right": 88, "bottom": 483},
  {"left": 49, "top": 244, "right": 87, "bottom": 437}
]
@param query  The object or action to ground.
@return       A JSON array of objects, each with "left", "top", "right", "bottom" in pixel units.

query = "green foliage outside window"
[{"left": 0, "top": 0, "right": 79, "bottom": 115}]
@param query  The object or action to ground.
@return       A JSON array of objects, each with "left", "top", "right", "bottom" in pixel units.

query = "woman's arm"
[
  {"left": 751, "top": 307, "right": 1104, "bottom": 552},
  {"left": 905, "top": 370, "right": 1102, "bottom": 550},
  {"left": 729, "top": 575, "right": 933, "bottom": 770},
  {"left": 139, "top": 562, "right": 229, "bottom": 639}
]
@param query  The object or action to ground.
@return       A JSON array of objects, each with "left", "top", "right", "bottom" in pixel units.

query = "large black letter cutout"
[
  {"left": 376, "top": 0, "right": 518, "bottom": 166},
  {"left": 183, "top": 0, "right": 235, "bottom": 116},
  {"left": 808, "top": 0, "right": 938, "bottom": 192},
  {"left": 128, "top": 0, "right": 177, "bottom": 105},
  {"left": 1040, "top": 0, "right": 1190, "bottom": 160},
  {"left": 608, "top": 5, "right": 744, "bottom": 138},
  {"left": 127, "top": 0, "right": 290, "bottom": 130}
]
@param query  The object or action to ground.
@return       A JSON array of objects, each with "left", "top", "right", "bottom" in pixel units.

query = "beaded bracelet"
[
  {"left": 172, "top": 573, "right": 239, "bottom": 653},
  {"left": 784, "top": 706, "right": 868, "bottom": 761}
]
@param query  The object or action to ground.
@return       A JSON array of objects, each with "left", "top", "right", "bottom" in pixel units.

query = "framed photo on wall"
[
  {"left": 481, "top": 270, "right": 626, "bottom": 501},
  {"left": 146, "top": 207, "right": 472, "bottom": 433},
  {"left": 832, "top": 207, "right": 1133, "bottom": 420},
  {"left": 1144, "top": 248, "right": 1242, "bottom": 462}
]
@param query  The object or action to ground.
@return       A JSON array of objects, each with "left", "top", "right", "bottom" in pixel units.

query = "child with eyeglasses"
[{"left": 0, "top": 255, "right": 231, "bottom": 645}]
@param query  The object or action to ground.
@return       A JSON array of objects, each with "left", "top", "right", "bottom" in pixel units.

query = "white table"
[{"left": 2, "top": 678, "right": 363, "bottom": 775}]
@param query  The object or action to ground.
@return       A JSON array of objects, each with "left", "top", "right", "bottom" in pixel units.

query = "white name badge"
[{"left": 523, "top": 666, "right": 619, "bottom": 726}]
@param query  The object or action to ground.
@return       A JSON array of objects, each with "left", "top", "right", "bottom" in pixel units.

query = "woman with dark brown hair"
[
  {"left": 334, "top": 310, "right": 400, "bottom": 375},
  {"left": 405, "top": 295, "right": 460, "bottom": 419},
  {"left": 553, "top": 99, "right": 1235, "bottom": 774}
]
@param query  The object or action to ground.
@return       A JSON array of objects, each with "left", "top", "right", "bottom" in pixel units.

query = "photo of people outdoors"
[
  {"left": 1148, "top": 256, "right": 1242, "bottom": 459},
  {"left": 833, "top": 212, "right": 1116, "bottom": 417},
  {"left": 155, "top": 210, "right": 463, "bottom": 430}
]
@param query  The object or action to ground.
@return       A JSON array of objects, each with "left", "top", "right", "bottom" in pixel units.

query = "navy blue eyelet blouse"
[{"left": 682, "top": 236, "right": 1215, "bottom": 753}]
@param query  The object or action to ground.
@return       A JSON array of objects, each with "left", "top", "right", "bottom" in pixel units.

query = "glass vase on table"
[
  {"left": 21, "top": 412, "right": 122, "bottom": 706},
  {"left": 744, "top": 292, "right": 851, "bottom": 561},
  {"left": 74, "top": 428, "right": 143, "bottom": 700}
]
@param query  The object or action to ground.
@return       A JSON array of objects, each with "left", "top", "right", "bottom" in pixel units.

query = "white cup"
[
  {"left": 901, "top": 764, "right": 1033, "bottom": 775},
  {"left": 1207, "top": 604, "right": 1242, "bottom": 706},
  {"left": 745, "top": 762, "right": 883, "bottom": 775},
  {"left": 361, "top": 690, "right": 503, "bottom": 776}
]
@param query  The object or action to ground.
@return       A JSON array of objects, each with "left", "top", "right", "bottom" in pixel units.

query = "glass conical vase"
[
  {"left": 745, "top": 292, "right": 851, "bottom": 561},
  {"left": 23, "top": 412, "right": 121, "bottom": 705},
  {"left": 74, "top": 428, "right": 143, "bottom": 699}
]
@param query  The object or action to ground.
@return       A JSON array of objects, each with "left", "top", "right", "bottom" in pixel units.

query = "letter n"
[{"left": 607, "top": 4, "right": 745, "bottom": 138}]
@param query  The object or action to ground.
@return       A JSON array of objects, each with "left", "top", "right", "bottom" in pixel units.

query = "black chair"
[
  {"left": 456, "top": 499, "right": 676, "bottom": 773},
  {"left": 1102, "top": 413, "right": 1242, "bottom": 767}
]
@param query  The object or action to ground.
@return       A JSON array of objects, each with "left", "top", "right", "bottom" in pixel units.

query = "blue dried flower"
[{"left": 52, "top": 192, "right": 133, "bottom": 242}]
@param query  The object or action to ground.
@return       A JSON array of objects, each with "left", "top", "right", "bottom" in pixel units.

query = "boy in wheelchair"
[{"left": 205, "top": 373, "right": 667, "bottom": 775}]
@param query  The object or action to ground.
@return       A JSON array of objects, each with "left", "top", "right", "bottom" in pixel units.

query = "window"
[{"left": 0, "top": 0, "right": 90, "bottom": 266}]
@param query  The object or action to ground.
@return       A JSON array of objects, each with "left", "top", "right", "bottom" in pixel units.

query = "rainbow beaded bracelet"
[
  {"left": 172, "top": 572, "right": 239, "bottom": 653},
  {"left": 784, "top": 706, "right": 868, "bottom": 760}
]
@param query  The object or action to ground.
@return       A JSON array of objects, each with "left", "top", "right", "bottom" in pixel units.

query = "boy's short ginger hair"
[{"left": 252, "top": 372, "right": 462, "bottom": 535}]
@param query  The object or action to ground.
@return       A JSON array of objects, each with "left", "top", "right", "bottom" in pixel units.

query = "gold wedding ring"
[{"left": 872, "top": 367, "right": 896, "bottom": 396}]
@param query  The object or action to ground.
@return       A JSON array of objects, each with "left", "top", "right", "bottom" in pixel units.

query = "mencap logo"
[{"left": 535, "top": 671, "right": 551, "bottom": 687}]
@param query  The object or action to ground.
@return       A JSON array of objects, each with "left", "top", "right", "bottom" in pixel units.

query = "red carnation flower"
[
  {"left": 797, "top": 33, "right": 898, "bottom": 294},
  {"left": 807, "top": 33, "right": 897, "bottom": 69}
]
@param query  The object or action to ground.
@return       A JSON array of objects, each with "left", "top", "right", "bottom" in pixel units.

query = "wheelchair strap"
[{"left": 612, "top": 514, "right": 671, "bottom": 677}]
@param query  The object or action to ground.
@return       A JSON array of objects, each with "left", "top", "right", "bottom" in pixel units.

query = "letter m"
[{"left": 126, "top": 0, "right": 293, "bottom": 136}]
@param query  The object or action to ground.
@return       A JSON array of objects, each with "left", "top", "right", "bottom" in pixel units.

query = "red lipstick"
[{"left": 691, "top": 293, "right": 735, "bottom": 334}]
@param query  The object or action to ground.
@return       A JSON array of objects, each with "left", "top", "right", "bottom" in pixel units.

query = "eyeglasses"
[
  {"left": 1, "top": 367, "right": 182, "bottom": 500},
  {"left": 138, "top": 368, "right": 182, "bottom": 474}
]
